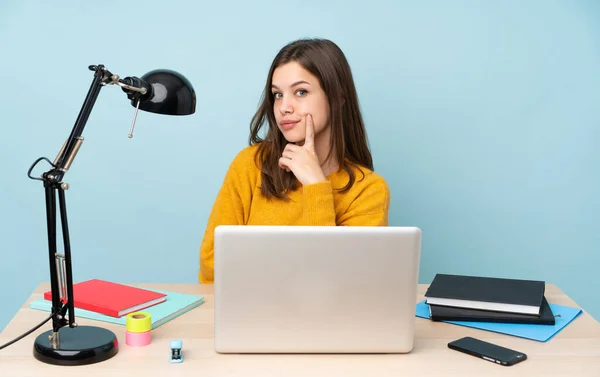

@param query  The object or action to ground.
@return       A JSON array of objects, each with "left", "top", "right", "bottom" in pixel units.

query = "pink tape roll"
[{"left": 125, "top": 330, "right": 151, "bottom": 346}]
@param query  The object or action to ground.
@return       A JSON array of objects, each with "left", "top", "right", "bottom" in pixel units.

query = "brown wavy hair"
[{"left": 249, "top": 38, "right": 373, "bottom": 199}]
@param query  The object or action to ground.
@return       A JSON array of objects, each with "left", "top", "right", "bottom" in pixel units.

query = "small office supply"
[
  {"left": 43, "top": 279, "right": 167, "bottom": 318},
  {"left": 170, "top": 340, "right": 183, "bottom": 363},
  {"left": 429, "top": 296, "right": 555, "bottom": 325},
  {"left": 25, "top": 63, "right": 195, "bottom": 366},
  {"left": 425, "top": 273, "right": 545, "bottom": 315},
  {"left": 31, "top": 289, "right": 204, "bottom": 329},
  {"left": 416, "top": 300, "right": 583, "bottom": 342},
  {"left": 448, "top": 336, "right": 527, "bottom": 366},
  {"left": 125, "top": 312, "right": 152, "bottom": 347},
  {"left": 126, "top": 330, "right": 152, "bottom": 347},
  {"left": 126, "top": 311, "right": 152, "bottom": 332},
  {"left": 214, "top": 225, "right": 422, "bottom": 354}
]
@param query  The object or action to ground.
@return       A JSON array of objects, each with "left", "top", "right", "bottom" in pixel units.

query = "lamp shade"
[{"left": 134, "top": 69, "right": 196, "bottom": 115}]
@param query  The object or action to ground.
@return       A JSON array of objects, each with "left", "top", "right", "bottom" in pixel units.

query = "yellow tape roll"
[{"left": 126, "top": 311, "right": 152, "bottom": 333}]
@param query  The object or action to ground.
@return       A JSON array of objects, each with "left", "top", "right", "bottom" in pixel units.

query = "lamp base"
[{"left": 33, "top": 325, "right": 118, "bottom": 366}]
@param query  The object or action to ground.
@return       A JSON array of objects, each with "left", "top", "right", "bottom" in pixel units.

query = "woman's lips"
[{"left": 280, "top": 120, "right": 299, "bottom": 130}]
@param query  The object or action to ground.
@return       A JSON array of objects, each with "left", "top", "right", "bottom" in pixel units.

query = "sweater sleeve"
[
  {"left": 300, "top": 181, "right": 337, "bottom": 225},
  {"left": 198, "top": 149, "right": 254, "bottom": 283},
  {"left": 300, "top": 173, "right": 391, "bottom": 227},
  {"left": 338, "top": 178, "right": 390, "bottom": 226}
]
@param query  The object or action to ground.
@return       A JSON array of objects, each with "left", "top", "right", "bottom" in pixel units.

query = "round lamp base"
[{"left": 33, "top": 325, "right": 118, "bottom": 366}]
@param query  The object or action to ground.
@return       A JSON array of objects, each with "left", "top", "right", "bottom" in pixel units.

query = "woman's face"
[{"left": 271, "top": 61, "right": 330, "bottom": 144}]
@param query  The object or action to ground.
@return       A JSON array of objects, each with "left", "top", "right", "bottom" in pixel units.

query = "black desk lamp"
[{"left": 26, "top": 64, "right": 196, "bottom": 366}]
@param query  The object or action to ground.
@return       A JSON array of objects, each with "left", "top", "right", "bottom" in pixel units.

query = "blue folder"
[
  {"left": 30, "top": 288, "right": 204, "bottom": 329},
  {"left": 415, "top": 300, "right": 582, "bottom": 342}
]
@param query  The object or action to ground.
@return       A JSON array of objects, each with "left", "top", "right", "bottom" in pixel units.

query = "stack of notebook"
[
  {"left": 424, "top": 274, "right": 556, "bottom": 325},
  {"left": 30, "top": 279, "right": 205, "bottom": 329}
]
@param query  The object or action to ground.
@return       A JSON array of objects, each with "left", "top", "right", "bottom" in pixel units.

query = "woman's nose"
[{"left": 279, "top": 97, "right": 293, "bottom": 114}]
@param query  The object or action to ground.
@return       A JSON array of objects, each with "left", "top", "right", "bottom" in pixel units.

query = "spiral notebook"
[{"left": 30, "top": 288, "right": 204, "bottom": 329}]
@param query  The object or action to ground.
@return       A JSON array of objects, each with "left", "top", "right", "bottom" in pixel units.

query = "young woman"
[{"left": 198, "top": 38, "right": 390, "bottom": 283}]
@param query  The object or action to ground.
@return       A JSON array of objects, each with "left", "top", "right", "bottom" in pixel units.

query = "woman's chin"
[{"left": 283, "top": 132, "right": 305, "bottom": 144}]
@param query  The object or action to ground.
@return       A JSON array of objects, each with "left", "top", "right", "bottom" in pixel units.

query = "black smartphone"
[{"left": 448, "top": 336, "right": 527, "bottom": 366}]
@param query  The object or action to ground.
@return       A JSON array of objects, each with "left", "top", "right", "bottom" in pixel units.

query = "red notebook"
[{"left": 43, "top": 279, "right": 167, "bottom": 318}]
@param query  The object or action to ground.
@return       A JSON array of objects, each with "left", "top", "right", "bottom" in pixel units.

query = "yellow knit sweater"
[{"left": 198, "top": 144, "right": 390, "bottom": 283}]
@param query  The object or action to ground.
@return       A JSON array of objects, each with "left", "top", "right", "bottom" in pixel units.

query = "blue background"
[{"left": 1, "top": 0, "right": 598, "bottom": 332}]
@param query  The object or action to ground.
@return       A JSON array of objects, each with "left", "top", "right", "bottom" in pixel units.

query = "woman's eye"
[
  {"left": 273, "top": 92, "right": 282, "bottom": 99},
  {"left": 296, "top": 89, "right": 308, "bottom": 96}
]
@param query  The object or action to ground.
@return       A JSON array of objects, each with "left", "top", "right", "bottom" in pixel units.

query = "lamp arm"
[
  {"left": 31, "top": 65, "right": 109, "bottom": 343},
  {"left": 50, "top": 65, "right": 107, "bottom": 180}
]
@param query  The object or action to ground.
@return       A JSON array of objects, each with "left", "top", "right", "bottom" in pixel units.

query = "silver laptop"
[{"left": 213, "top": 225, "right": 421, "bottom": 354}]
